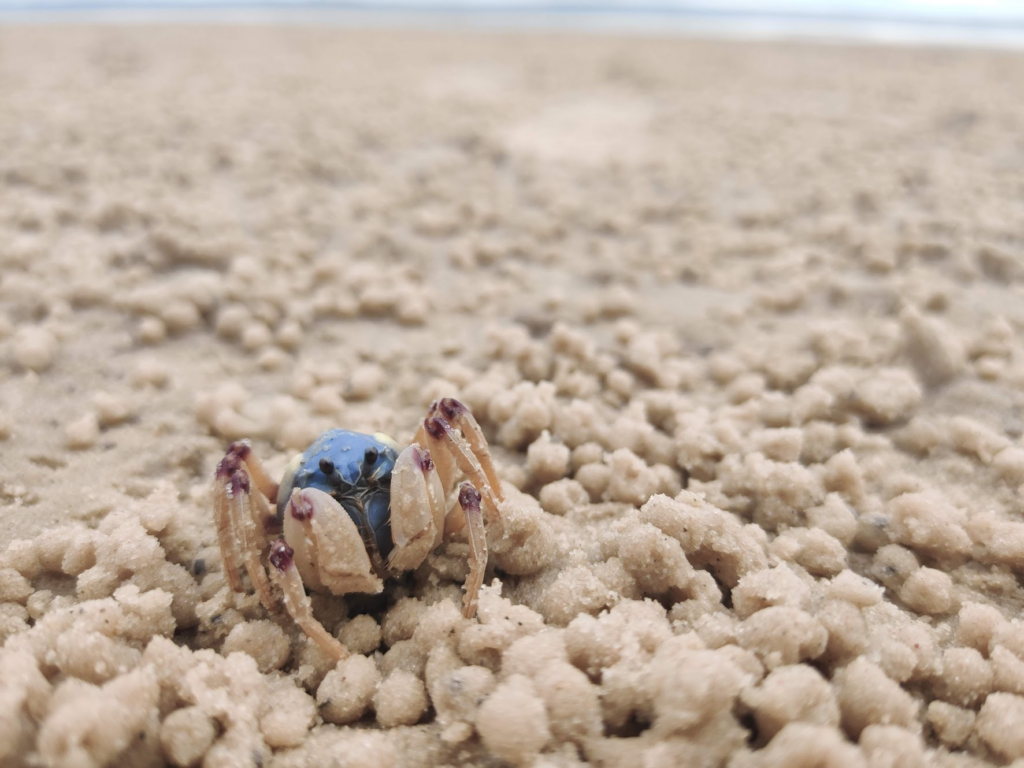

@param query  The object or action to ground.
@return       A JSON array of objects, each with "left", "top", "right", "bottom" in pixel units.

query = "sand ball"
[
  {"left": 737, "top": 607, "right": 828, "bottom": 670},
  {"left": 379, "top": 640, "right": 426, "bottom": 679},
  {"left": 476, "top": 674, "right": 551, "bottom": 765},
  {"left": 955, "top": 602, "right": 1004, "bottom": 652},
  {"left": 349, "top": 364, "right": 386, "bottom": 400},
  {"left": 258, "top": 347, "right": 290, "bottom": 371},
  {"left": 825, "top": 571, "right": 882, "bottom": 609},
  {"left": 754, "top": 722, "right": 866, "bottom": 768},
  {"left": 310, "top": 385, "right": 344, "bottom": 415},
  {"left": 526, "top": 431, "right": 571, "bottom": 485},
  {"left": 161, "top": 300, "right": 202, "bottom": 334},
  {"left": 576, "top": 463, "right": 610, "bottom": 501},
  {"left": 338, "top": 614, "right": 382, "bottom": 656},
  {"left": 651, "top": 647, "right": 746, "bottom": 735},
  {"left": 411, "top": 599, "right": 465, "bottom": 652},
  {"left": 899, "top": 567, "right": 956, "bottom": 616},
  {"left": 240, "top": 321, "right": 273, "bottom": 352},
  {"left": 222, "top": 620, "right": 291, "bottom": 673},
  {"left": 571, "top": 441, "right": 604, "bottom": 470},
  {"left": 538, "top": 478, "right": 588, "bottom": 515},
  {"left": 806, "top": 495, "right": 858, "bottom": 548},
  {"left": 501, "top": 631, "right": 568, "bottom": 680},
  {"left": 317, "top": 654, "right": 381, "bottom": 724},
  {"left": 606, "top": 368, "right": 636, "bottom": 398},
  {"left": 540, "top": 566, "right": 615, "bottom": 626},
  {"left": 54, "top": 630, "right": 141, "bottom": 683},
  {"left": 732, "top": 564, "right": 810, "bottom": 620},
  {"left": 533, "top": 660, "right": 602, "bottom": 743},
  {"left": 900, "top": 306, "right": 966, "bottom": 388},
  {"left": 833, "top": 658, "right": 919, "bottom": 739},
  {"left": 985, "top": 644, "right": 1024, "bottom": 697},
  {"left": 993, "top": 446, "right": 1024, "bottom": 485},
  {"left": 770, "top": 528, "right": 847, "bottom": 577},
  {"left": 395, "top": 288, "right": 430, "bottom": 326},
  {"left": 215, "top": 305, "right": 251, "bottom": 339},
  {"left": 138, "top": 316, "right": 167, "bottom": 345},
  {"left": 160, "top": 706, "right": 216, "bottom": 768},
  {"left": 606, "top": 449, "right": 661, "bottom": 506},
  {"left": 926, "top": 701, "right": 975, "bottom": 748},
  {"left": 2, "top": 539, "right": 41, "bottom": 579},
  {"left": 850, "top": 368, "right": 921, "bottom": 425},
  {"left": 948, "top": 415, "right": 1011, "bottom": 463},
  {"left": 814, "top": 599, "right": 870, "bottom": 667},
  {"left": 275, "top": 320, "right": 303, "bottom": 350},
  {"left": 976, "top": 692, "right": 1024, "bottom": 760},
  {"left": 935, "top": 647, "right": 992, "bottom": 707},
  {"left": 991, "top": 618, "right": 1024, "bottom": 663},
  {"left": 259, "top": 682, "right": 316, "bottom": 748},
  {"left": 382, "top": 597, "right": 426, "bottom": 647},
  {"left": 13, "top": 326, "right": 57, "bottom": 372},
  {"left": 741, "top": 664, "right": 839, "bottom": 741},
  {"left": 66, "top": 413, "right": 100, "bottom": 450},
  {"left": 93, "top": 392, "right": 134, "bottom": 427},
  {"left": 133, "top": 358, "right": 171, "bottom": 388},
  {"left": 430, "top": 663, "right": 495, "bottom": 727},
  {"left": 373, "top": 670, "right": 429, "bottom": 728},
  {"left": 38, "top": 667, "right": 160, "bottom": 768},
  {"left": 0, "top": 568, "right": 32, "bottom": 603}
]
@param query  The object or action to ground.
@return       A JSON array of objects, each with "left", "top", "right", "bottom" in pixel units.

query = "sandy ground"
[{"left": 3, "top": 24, "right": 1024, "bottom": 768}]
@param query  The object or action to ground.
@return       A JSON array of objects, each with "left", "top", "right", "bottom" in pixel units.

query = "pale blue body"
[{"left": 277, "top": 429, "right": 399, "bottom": 561}]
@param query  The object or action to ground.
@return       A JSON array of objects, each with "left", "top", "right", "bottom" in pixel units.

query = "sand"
[{"left": 2, "top": 23, "right": 1024, "bottom": 768}]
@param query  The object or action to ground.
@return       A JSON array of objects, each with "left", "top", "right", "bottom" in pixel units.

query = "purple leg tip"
[
  {"left": 439, "top": 398, "right": 467, "bottom": 420},
  {"left": 458, "top": 482, "right": 482, "bottom": 513},
  {"left": 228, "top": 471, "right": 251, "bottom": 496},
  {"left": 424, "top": 416, "right": 448, "bottom": 440},
  {"left": 269, "top": 539, "right": 294, "bottom": 571},
  {"left": 227, "top": 441, "right": 251, "bottom": 458},
  {"left": 215, "top": 454, "right": 240, "bottom": 479}
]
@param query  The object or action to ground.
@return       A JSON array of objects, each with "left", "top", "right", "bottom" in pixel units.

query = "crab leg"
[
  {"left": 432, "top": 399, "right": 504, "bottom": 502},
  {"left": 413, "top": 422, "right": 457, "bottom": 492},
  {"left": 213, "top": 479, "right": 244, "bottom": 593},
  {"left": 459, "top": 483, "right": 488, "bottom": 619},
  {"left": 268, "top": 539, "right": 349, "bottom": 662},
  {"left": 225, "top": 441, "right": 280, "bottom": 503},
  {"left": 214, "top": 456, "right": 276, "bottom": 610},
  {"left": 417, "top": 414, "right": 503, "bottom": 533},
  {"left": 228, "top": 440, "right": 283, "bottom": 535},
  {"left": 233, "top": 483, "right": 277, "bottom": 610}
]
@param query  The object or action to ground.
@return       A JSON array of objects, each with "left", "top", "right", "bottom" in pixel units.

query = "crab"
[{"left": 213, "top": 397, "right": 503, "bottom": 661}]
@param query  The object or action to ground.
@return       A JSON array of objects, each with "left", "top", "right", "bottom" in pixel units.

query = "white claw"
[{"left": 388, "top": 444, "right": 446, "bottom": 572}]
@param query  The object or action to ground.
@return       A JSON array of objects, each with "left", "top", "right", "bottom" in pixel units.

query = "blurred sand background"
[{"left": 3, "top": 25, "right": 1024, "bottom": 767}]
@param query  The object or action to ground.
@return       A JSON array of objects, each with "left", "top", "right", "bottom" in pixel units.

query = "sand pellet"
[
  {"left": 65, "top": 413, "right": 100, "bottom": 450},
  {"left": 13, "top": 326, "right": 57, "bottom": 372}
]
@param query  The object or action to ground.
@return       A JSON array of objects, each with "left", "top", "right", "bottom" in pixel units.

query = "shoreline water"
[{"left": 2, "top": 5, "right": 1024, "bottom": 49}]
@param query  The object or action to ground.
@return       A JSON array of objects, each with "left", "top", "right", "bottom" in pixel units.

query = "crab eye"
[
  {"left": 319, "top": 458, "right": 335, "bottom": 476},
  {"left": 363, "top": 446, "right": 379, "bottom": 466}
]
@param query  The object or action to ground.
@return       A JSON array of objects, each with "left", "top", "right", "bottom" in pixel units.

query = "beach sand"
[{"left": 2, "top": 24, "right": 1024, "bottom": 767}]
